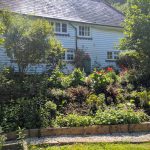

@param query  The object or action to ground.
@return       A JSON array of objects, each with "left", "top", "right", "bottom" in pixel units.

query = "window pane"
[
  {"left": 79, "top": 26, "right": 90, "bottom": 36},
  {"left": 79, "top": 26, "right": 82, "bottom": 36},
  {"left": 114, "top": 52, "right": 119, "bottom": 59},
  {"left": 55, "top": 23, "right": 60, "bottom": 32},
  {"left": 107, "top": 52, "right": 113, "bottom": 59},
  {"left": 67, "top": 49, "right": 74, "bottom": 53},
  {"left": 67, "top": 54, "right": 74, "bottom": 60},
  {"left": 87, "top": 27, "right": 90, "bottom": 36},
  {"left": 62, "top": 23, "right": 67, "bottom": 33}
]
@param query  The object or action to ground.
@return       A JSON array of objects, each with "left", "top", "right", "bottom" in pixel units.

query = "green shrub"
[
  {"left": 56, "top": 114, "right": 93, "bottom": 127},
  {"left": 0, "top": 67, "right": 15, "bottom": 97},
  {"left": 56, "top": 106, "right": 149, "bottom": 127},
  {"left": 69, "top": 68, "right": 85, "bottom": 86},
  {"left": 48, "top": 67, "right": 64, "bottom": 88},
  {"left": 131, "top": 90, "right": 150, "bottom": 109},
  {"left": 86, "top": 94, "right": 105, "bottom": 114},
  {"left": 117, "top": 50, "right": 140, "bottom": 69},
  {"left": 0, "top": 97, "right": 56, "bottom": 132},
  {"left": 48, "top": 88, "right": 68, "bottom": 106},
  {"left": 94, "top": 105, "right": 149, "bottom": 125},
  {"left": 89, "top": 68, "right": 117, "bottom": 93},
  {"left": 40, "top": 101, "right": 57, "bottom": 127},
  {"left": 0, "top": 127, "right": 7, "bottom": 150}
]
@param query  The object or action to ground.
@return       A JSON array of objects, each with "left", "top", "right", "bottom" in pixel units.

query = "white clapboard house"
[{"left": 0, "top": 0, "right": 124, "bottom": 73}]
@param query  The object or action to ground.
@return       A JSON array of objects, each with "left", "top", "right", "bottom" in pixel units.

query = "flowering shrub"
[{"left": 89, "top": 68, "right": 117, "bottom": 93}]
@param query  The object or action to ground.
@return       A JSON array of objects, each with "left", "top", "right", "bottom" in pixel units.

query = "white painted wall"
[{"left": 0, "top": 19, "right": 123, "bottom": 73}]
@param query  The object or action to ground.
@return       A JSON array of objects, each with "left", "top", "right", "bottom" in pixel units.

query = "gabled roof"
[{"left": 0, "top": 0, "right": 124, "bottom": 27}]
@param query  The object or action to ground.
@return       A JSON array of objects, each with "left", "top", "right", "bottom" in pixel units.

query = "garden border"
[{"left": 5, "top": 122, "right": 150, "bottom": 141}]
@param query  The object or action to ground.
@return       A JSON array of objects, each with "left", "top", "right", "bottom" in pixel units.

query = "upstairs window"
[
  {"left": 79, "top": 26, "right": 90, "bottom": 37},
  {"left": 62, "top": 23, "right": 67, "bottom": 33},
  {"left": 107, "top": 51, "right": 120, "bottom": 60},
  {"left": 55, "top": 23, "right": 61, "bottom": 32},
  {"left": 55, "top": 22, "right": 67, "bottom": 33}
]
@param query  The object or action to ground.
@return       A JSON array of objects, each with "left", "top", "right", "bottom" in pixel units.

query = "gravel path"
[{"left": 27, "top": 132, "right": 150, "bottom": 145}]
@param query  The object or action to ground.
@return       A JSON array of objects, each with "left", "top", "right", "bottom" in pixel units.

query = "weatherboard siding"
[{"left": 0, "top": 21, "right": 123, "bottom": 73}]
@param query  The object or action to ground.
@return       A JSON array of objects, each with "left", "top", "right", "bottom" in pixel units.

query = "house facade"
[{"left": 0, "top": 0, "right": 124, "bottom": 73}]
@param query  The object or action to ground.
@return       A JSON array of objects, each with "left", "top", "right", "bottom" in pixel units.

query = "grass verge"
[{"left": 29, "top": 142, "right": 150, "bottom": 150}]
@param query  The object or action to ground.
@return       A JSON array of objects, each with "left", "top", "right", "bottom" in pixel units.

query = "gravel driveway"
[{"left": 27, "top": 132, "right": 150, "bottom": 145}]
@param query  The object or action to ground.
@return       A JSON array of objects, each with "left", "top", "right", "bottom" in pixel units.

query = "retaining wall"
[{"left": 5, "top": 122, "right": 150, "bottom": 141}]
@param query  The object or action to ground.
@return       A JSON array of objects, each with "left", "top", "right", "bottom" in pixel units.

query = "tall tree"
[
  {"left": 2, "top": 12, "right": 65, "bottom": 74},
  {"left": 0, "top": 13, "right": 5, "bottom": 45},
  {"left": 119, "top": 0, "right": 150, "bottom": 84}
]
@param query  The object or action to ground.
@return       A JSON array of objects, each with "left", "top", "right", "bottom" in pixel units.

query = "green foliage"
[
  {"left": 0, "top": 127, "right": 7, "bottom": 150},
  {"left": 117, "top": 50, "right": 141, "bottom": 69},
  {"left": 113, "top": 2, "right": 128, "bottom": 13},
  {"left": 0, "top": 67, "right": 150, "bottom": 132},
  {"left": 94, "top": 105, "right": 149, "bottom": 125},
  {"left": 56, "top": 105, "right": 149, "bottom": 127},
  {"left": 48, "top": 67, "right": 65, "bottom": 88},
  {"left": 16, "top": 127, "right": 26, "bottom": 150},
  {"left": 86, "top": 94, "right": 105, "bottom": 114},
  {"left": 0, "top": 67, "right": 15, "bottom": 96},
  {"left": 40, "top": 101, "right": 57, "bottom": 127},
  {"left": 46, "top": 38, "right": 65, "bottom": 69},
  {"left": 0, "top": 97, "right": 57, "bottom": 132},
  {"left": 89, "top": 68, "right": 117, "bottom": 93},
  {"left": 56, "top": 114, "right": 93, "bottom": 127},
  {"left": 131, "top": 90, "right": 150, "bottom": 108},
  {"left": 2, "top": 12, "right": 65, "bottom": 74},
  {"left": 119, "top": 0, "right": 150, "bottom": 82},
  {"left": 70, "top": 68, "right": 85, "bottom": 86},
  {"left": 0, "top": 22, "right": 5, "bottom": 45},
  {"left": 48, "top": 88, "right": 68, "bottom": 109}
]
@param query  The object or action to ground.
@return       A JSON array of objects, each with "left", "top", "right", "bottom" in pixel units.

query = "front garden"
[
  {"left": 0, "top": 1, "right": 150, "bottom": 149},
  {"left": 0, "top": 66, "right": 149, "bottom": 134}
]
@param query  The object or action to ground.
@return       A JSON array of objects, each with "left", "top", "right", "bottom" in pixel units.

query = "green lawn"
[{"left": 29, "top": 143, "right": 150, "bottom": 150}]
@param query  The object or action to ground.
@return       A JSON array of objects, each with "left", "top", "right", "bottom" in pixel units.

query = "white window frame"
[
  {"left": 107, "top": 51, "right": 120, "bottom": 60},
  {"left": 78, "top": 25, "right": 90, "bottom": 37},
  {"left": 62, "top": 49, "right": 75, "bottom": 62},
  {"left": 54, "top": 22, "right": 68, "bottom": 34}
]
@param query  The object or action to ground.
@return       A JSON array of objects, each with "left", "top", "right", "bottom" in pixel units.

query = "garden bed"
[{"left": 5, "top": 122, "right": 150, "bottom": 141}]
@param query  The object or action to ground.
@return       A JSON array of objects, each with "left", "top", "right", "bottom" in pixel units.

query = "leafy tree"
[
  {"left": 2, "top": 12, "right": 65, "bottom": 74},
  {"left": 0, "top": 13, "right": 5, "bottom": 45},
  {"left": 119, "top": 0, "right": 150, "bottom": 82},
  {"left": 112, "top": 2, "right": 128, "bottom": 13}
]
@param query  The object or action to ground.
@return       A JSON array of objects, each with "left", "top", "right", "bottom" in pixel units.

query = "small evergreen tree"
[{"left": 2, "top": 11, "right": 65, "bottom": 75}]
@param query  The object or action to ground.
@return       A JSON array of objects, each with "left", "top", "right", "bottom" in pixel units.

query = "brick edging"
[{"left": 5, "top": 122, "right": 150, "bottom": 141}]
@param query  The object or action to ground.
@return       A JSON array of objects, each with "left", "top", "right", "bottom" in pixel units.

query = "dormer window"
[
  {"left": 79, "top": 26, "right": 90, "bottom": 37},
  {"left": 55, "top": 22, "right": 67, "bottom": 33}
]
